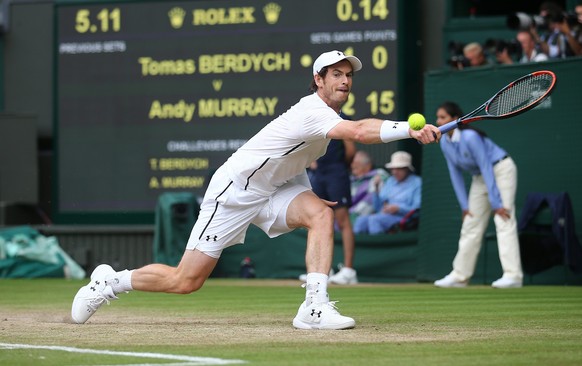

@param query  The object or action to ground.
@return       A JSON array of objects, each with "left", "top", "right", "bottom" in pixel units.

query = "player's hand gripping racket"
[{"left": 438, "top": 70, "right": 557, "bottom": 134}]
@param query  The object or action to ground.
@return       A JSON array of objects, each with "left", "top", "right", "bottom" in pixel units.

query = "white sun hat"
[{"left": 385, "top": 151, "right": 415, "bottom": 172}]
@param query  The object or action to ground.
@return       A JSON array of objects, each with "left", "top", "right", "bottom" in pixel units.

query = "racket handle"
[
  {"left": 416, "top": 119, "right": 459, "bottom": 144},
  {"left": 438, "top": 119, "right": 461, "bottom": 134}
]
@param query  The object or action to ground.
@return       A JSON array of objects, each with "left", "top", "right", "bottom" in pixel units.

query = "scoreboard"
[{"left": 54, "top": 0, "right": 417, "bottom": 224}]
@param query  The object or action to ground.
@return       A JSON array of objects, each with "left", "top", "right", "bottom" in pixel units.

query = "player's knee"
[{"left": 313, "top": 205, "right": 335, "bottom": 227}]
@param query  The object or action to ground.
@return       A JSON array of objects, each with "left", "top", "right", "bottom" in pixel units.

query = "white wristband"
[{"left": 380, "top": 120, "right": 410, "bottom": 143}]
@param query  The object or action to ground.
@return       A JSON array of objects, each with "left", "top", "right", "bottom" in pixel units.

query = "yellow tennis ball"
[{"left": 408, "top": 113, "right": 426, "bottom": 131}]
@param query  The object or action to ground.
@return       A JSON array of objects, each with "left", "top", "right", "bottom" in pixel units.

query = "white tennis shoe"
[
  {"left": 329, "top": 266, "right": 358, "bottom": 285},
  {"left": 71, "top": 264, "right": 118, "bottom": 324},
  {"left": 491, "top": 277, "right": 523, "bottom": 288},
  {"left": 434, "top": 274, "right": 468, "bottom": 288},
  {"left": 293, "top": 300, "right": 355, "bottom": 330}
]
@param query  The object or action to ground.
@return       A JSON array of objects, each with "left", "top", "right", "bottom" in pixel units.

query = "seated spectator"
[
  {"left": 462, "top": 42, "right": 491, "bottom": 68},
  {"left": 349, "top": 150, "right": 389, "bottom": 220},
  {"left": 497, "top": 30, "right": 549, "bottom": 64},
  {"left": 353, "top": 151, "right": 421, "bottom": 235}
]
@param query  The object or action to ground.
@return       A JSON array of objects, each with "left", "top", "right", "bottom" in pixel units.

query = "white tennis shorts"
[{"left": 185, "top": 165, "right": 309, "bottom": 258}]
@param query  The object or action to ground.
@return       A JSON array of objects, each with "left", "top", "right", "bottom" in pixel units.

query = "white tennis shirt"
[{"left": 225, "top": 93, "right": 342, "bottom": 196}]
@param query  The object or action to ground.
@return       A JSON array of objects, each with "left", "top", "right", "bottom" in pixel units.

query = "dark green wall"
[{"left": 419, "top": 59, "right": 582, "bottom": 284}]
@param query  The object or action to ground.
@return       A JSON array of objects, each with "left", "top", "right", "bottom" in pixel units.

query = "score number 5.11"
[{"left": 75, "top": 8, "right": 121, "bottom": 33}]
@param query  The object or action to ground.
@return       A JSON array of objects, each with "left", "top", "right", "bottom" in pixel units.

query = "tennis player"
[{"left": 71, "top": 50, "right": 441, "bottom": 330}]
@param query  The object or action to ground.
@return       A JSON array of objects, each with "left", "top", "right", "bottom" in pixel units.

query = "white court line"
[{"left": 0, "top": 343, "right": 246, "bottom": 365}]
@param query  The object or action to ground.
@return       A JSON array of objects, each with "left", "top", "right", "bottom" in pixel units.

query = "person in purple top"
[
  {"left": 433, "top": 101, "right": 523, "bottom": 289},
  {"left": 349, "top": 150, "right": 389, "bottom": 220}
]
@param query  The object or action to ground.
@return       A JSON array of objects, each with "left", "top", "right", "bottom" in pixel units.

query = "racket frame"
[{"left": 438, "top": 70, "right": 557, "bottom": 134}]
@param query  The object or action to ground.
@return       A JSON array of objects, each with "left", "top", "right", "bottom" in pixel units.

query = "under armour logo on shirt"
[{"left": 206, "top": 235, "right": 218, "bottom": 241}]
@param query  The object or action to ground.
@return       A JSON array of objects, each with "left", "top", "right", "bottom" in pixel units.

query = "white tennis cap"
[{"left": 313, "top": 50, "right": 362, "bottom": 75}]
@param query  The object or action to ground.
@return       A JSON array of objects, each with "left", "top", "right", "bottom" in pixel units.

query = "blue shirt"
[
  {"left": 440, "top": 129, "right": 507, "bottom": 210},
  {"left": 373, "top": 174, "right": 422, "bottom": 215}
]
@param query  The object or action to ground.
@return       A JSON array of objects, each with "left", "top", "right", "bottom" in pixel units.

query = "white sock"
[
  {"left": 305, "top": 272, "right": 329, "bottom": 305},
  {"left": 106, "top": 269, "right": 134, "bottom": 293}
]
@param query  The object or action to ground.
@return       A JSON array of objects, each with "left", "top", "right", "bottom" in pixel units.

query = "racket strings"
[{"left": 488, "top": 73, "right": 554, "bottom": 116}]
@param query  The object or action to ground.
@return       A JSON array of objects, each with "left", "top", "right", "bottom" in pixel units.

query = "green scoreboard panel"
[{"left": 55, "top": 0, "right": 416, "bottom": 224}]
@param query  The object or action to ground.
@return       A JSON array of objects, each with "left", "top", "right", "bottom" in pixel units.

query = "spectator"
[
  {"left": 555, "top": 5, "right": 582, "bottom": 56},
  {"left": 353, "top": 151, "right": 421, "bottom": 235},
  {"left": 497, "top": 30, "right": 549, "bottom": 64},
  {"left": 533, "top": 3, "right": 582, "bottom": 58},
  {"left": 433, "top": 101, "right": 523, "bottom": 289},
  {"left": 349, "top": 150, "right": 389, "bottom": 220},
  {"left": 547, "top": 11, "right": 581, "bottom": 57},
  {"left": 462, "top": 42, "right": 491, "bottom": 68},
  {"left": 576, "top": 2, "right": 582, "bottom": 26},
  {"left": 574, "top": 2, "right": 582, "bottom": 48}
]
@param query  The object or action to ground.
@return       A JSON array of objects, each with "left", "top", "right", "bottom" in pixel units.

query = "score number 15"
[
  {"left": 75, "top": 8, "right": 121, "bottom": 33},
  {"left": 342, "top": 90, "right": 395, "bottom": 117}
]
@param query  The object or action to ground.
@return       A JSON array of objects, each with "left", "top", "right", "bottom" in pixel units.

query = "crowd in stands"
[{"left": 450, "top": 1, "right": 582, "bottom": 69}]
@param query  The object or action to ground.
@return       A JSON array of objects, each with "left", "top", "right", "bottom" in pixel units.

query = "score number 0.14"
[{"left": 336, "top": 0, "right": 389, "bottom": 21}]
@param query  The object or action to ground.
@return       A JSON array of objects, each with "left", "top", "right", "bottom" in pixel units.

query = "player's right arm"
[{"left": 327, "top": 118, "right": 440, "bottom": 145}]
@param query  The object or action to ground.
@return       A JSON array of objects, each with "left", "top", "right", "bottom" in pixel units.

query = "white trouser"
[{"left": 450, "top": 158, "right": 523, "bottom": 282}]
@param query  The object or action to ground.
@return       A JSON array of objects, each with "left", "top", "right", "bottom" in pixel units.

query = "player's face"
[{"left": 316, "top": 60, "right": 353, "bottom": 112}]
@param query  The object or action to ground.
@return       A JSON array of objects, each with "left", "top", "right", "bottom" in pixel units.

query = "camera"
[
  {"left": 556, "top": 11, "right": 581, "bottom": 28},
  {"left": 447, "top": 41, "right": 470, "bottom": 69},
  {"left": 506, "top": 12, "right": 548, "bottom": 31}
]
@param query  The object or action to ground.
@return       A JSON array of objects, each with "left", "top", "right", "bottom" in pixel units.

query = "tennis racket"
[{"left": 438, "top": 70, "right": 557, "bottom": 134}]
